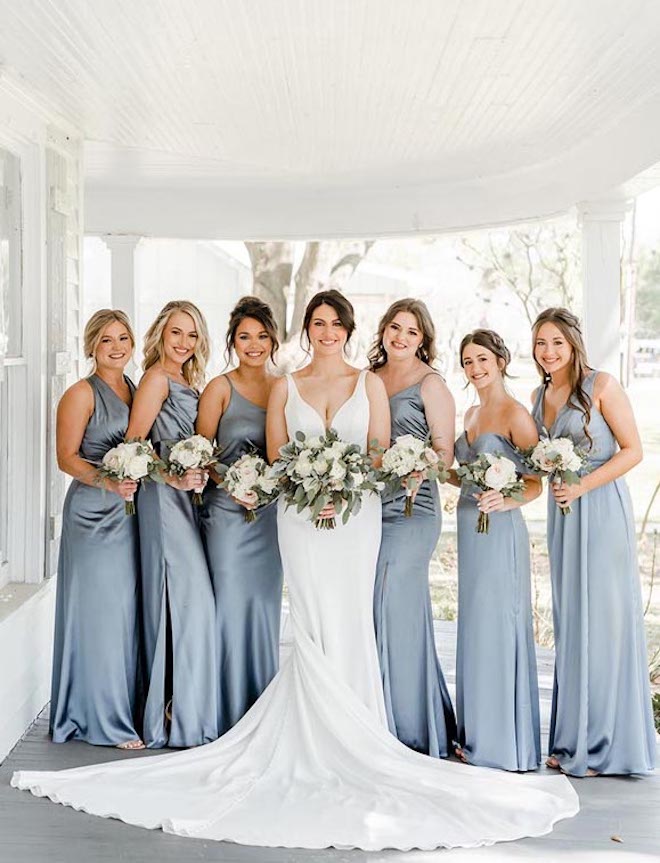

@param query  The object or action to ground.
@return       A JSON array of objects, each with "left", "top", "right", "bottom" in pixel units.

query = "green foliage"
[{"left": 636, "top": 249, "right": 660, "bottom": 338}]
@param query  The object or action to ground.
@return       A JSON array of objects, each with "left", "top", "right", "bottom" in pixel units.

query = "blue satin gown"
[
  {"left": 50, "top": 375, "right": 141, "bottom": 745},
  {"left": 454, "top": 432, "right": 541, "bottom": 771},
  {"left": 532, "top": 371, "right": 655, "bottom": 776},
  {"left": 199, "top": 376, "right": 283, "bottom": 736},
  {"left": 138, "top": 379, "right": 218, "bottom": 748},
  {"left": 373, "top": 377, "right": 456, "bottom": 757}
]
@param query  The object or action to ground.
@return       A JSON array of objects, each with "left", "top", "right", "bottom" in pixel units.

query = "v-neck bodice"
[{"left": 284, "top": 370, "right": 370, "bottom": 449}]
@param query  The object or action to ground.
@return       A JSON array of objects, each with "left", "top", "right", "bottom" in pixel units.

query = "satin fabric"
[
  {"left": 12, "top": 369, "right": 579, "bottom": 851},
  {"left": 374, "top": 377, "right": 456, "bottom": 756},
  {"left": 199, "top": 376, "right": 282, "bottom": 736},
  {"left": 454, "top": 432, "right": 541, "bottom": 771},
  {"left": 138, "top": 379, "right": 218, "bottom": 748},
  {"left": 50, "top": 375, "right": 141, "bottom": 746},
  {"left": 532, "top": 372, "right": 655, "bottom": 776}
]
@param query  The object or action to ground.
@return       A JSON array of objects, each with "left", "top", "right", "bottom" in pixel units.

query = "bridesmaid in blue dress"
[
  {"left": 451, "top": 329, "right": 542, "bottom": 771},
  {"left": 531, "top": 307, "right": 655, "bottom": 777},
  {"left": 197, "top": 297, "right": 283, "bottom": 736},
  {"left": 126, "top": 300, "right": 218, "bottom": 748},
  {"left": 51, "top": 310, "right": 143, "bottom": 748},
  {"left": 369, "top": 299, "right": 457, "bottom": 757}
]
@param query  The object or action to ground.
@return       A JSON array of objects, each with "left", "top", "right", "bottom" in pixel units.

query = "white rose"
[
  {"left": 313, "top": 456, "right": 329, "bottom": 475},
  {"left": 239, "top": 489, "right": 258, "bottom": 506},
  {"left": 483, "top": 456, "right": 517, "bottom": 491},
  {"left": 329, "top": 460, "right": 347, "bottom": 481},
  {"left": 351, "top": 470, "right": 364, "bottom": 488},
  {"left": 295, "top": 454, "right": 313, "bottom": 477},
  {"left": 126, "top": 453, "right": 151, "bottom": 479},
  {"left": 259, "top": 474, "right": 279, "bottom": 495},
  {"left": 306, "top": 435, "right": 324, "bottom": 450},
  {"left": 102, "top": 448, "right": 122, "bottom": 472}
]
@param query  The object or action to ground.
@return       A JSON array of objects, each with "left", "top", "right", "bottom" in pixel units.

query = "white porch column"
[
  {"left": 102, "top": 234, "right": 141, "bottom": 373},
  {"left": 577, "top": 201, "right": 631, "bottom": 378}
]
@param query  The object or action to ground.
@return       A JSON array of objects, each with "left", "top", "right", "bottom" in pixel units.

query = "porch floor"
[{"left": 1, "top": 621, "right": 658, "bottom": 863}]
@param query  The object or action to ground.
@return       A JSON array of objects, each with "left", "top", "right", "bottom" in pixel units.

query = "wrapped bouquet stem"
[
  {"left": 271, "top": 428, "right": 382, "bottom": 530},
  {"left": 99, "top": 439, "right": 163, "bottom": 515},
  {"left": 524, "top": 436, "right": 588, "bottom": 515},
  {"left": 456, "top": 452, "right": 525, "bottom": 534},
  {"left": 217, "top": 452, "right": 279, "bottom": 523},
  {"left": 166, "top": 434, "right": 218, "bottom": 505},
  {"left": 377, "top": 433, "right": 448, "bottom": 517}
]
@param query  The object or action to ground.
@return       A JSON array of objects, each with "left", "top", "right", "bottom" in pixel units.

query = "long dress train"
[
  {"left": 532, "top": 372, "right": 655, "bottom": 776},
  {"left": 12, "top": 370, "right": 578, "bottom": 851}
]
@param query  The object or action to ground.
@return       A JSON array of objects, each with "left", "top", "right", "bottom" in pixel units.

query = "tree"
[
  {"left": 244, "top": 240, "right": 374, "bottom": 350},
  {"left": 455, "top": 223, "right": 580, "bottom": 326},
  {"left": 635, "top": 248, "right": 660, "bottom": 338}
]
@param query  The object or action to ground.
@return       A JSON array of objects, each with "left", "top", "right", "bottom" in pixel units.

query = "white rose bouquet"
[
  {"left": 525, "top": 436, "right": 588, "bottom": 515},
  {"left": 271, "top": 427, "right": 382, "bottom": 530},
  {"left": 166, "top": 434, "right": 218, "bottom": 505},
  {"left": 456, "top": 452, "right": 525, "bottom": 534},
  {"left": 99, "top": 439, "right": 164, "bottom": 515},
  {"left": 378, "top": 433, "right": 449, "bottom": 517},
  {"left": 217, "top": 452, "right": 280, "bottom": 523}
]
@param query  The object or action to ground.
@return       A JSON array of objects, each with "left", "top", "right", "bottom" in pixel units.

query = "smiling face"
[
  {"left": 534, "top": 322, "right": 573, "bottom": 376},
  {"left": 461, "top": 341, "right": 504, "bottom": 390},
  {"left": 162, "top": 310, "right": 198, "bottom": 368},
  {"left": 382, "top": 311, "right": 423, "bottom": 362},
  {"left": 307, "top": 303, "right": 348, "bottom": 356},
  {"left": 95, "top": 320, "right": 133, "bottom": 372},
  {"left": 233, "top": 316, "right": 273, "bottom": 367}
]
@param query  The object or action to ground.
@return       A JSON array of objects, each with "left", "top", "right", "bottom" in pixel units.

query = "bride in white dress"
[{"left": 12, "top": 291, "right": 578, "bottom": 851}]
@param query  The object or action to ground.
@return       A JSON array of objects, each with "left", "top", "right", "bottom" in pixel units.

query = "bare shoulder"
[
  {"left": 137, "top": 365, "right": 169, "bottom": 395},
  {"left": 268, "top": 374, "right": 289, "bottom": 404},
  {"left": 202, "top": 373, "right": 231, "bottom": 400},
  {"left": 420, "top": 371, "right": 453, "bottom": 399},
  {"left": 464, "top": 404, "right": 478, "bottom": 422},
  {"left": 591, "top": 370, "right": 618, "bottom": 400},
  {"left": 530, "top": 384, "right": 542, "bottom": 407},
  {"left": 364, "top": 369, "right": 386, "bottom": 396},
  {"left": 59, "top": 378, "right": 94, "bottom": 412},
  {"left": 508, "top": 399, "right": 537, "bottom": 432}
]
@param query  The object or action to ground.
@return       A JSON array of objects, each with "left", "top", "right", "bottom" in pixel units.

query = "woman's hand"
[
  {"left": 232, "top": 492, "right": 259, "bottom": 511},
  {"left": 104, "top": 478, "right": 138, "bottom": 500},
  {"left": 475, "top": 489, "right": 506, "bottom": 513},
  {"left": 403, "top": 470, "right": 426, "bottom": 502},
  {"left": 551, "top": 477, "right": 585, "bottom": 508},
  {"left": 168, "top": 469, "right": 208, "bottom": 492},
  {"left": 318, "top": 502, "right": 338, "bottom": 520}
]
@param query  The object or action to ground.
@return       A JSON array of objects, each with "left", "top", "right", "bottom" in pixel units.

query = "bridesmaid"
[
  {"left": 126, "top": 300, "right": 218, "bottom": 748},
  {"left": 51, "top": 309, "right": 142, "bottom": 748},
  {"left": 369, "top": 299, "right": 457, "bottom": 757},
  {"left": 531, "top": 307, "right": 655, "bottom": 776},
  {"left": 451, "top": 329, "right": 542, "bottom": 771},
  {"left": 197, "top": 297, "right": 283, "bottom": 736}
]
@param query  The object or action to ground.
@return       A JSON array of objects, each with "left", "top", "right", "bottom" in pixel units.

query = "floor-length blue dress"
[
  {"left": 373, "top": 378, "right": 456, "bottom": 757},
  {"left": 199, "top": 376, "right": 282, "bottom": 736},
  {"left": 138, "top": 379, "right": 218, "bottom": 748},
  {"left": 50, "top": 375, "right": 141, "bottom": 745},
  {"left": 454, "top": 432, "right": 541, "bottom": 771},
  {"left": 532, "top": 371, "right": 655, "bottom": 775}
]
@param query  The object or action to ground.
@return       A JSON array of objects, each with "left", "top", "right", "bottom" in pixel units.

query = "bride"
[{"left": 12, "top": 291, "right": 578, "bottom": 851}]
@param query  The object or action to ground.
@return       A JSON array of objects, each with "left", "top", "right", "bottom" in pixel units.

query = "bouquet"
[
  {"left": 378, "top": 433, "right": 449, "bottom": 517},
  {"left": 525, "top": 436, "right": 588, "bottom": 515},
  {"left": 456, "top": 452, "right": 525, "bottom": 534},
  {"left": 99, "top": 439, "right": 163, "bottom": 515},
  {"left": 217, "top": 452, "right": 280, "bottom": 523},
  {"left": 166, "top": 434, "right": 218, "bottom": 505},
  {"left": 271, "top": 428, "right": 382, "bottom": 529}
]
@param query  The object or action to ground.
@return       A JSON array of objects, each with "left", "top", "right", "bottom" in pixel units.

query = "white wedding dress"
[{"left": 12, "top": 371, "right": 578, "bottom": 850}]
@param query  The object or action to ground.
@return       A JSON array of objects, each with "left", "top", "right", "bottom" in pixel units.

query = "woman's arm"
[
  {"left": 266, "top": 376, "right": 289, "bottom": 464},
  {"left": 56, "top": 380, "right": 136, "bottom": 499},
  {"left": 551, "top": 372, "right": 643, "bottom": 508},
  {"left": 478, "top": 405, "right": 541, "bottom": 513},
  {"left": 196, "top": 375, "right": 230, "bottom": 485},
  {"left": 421, "top": 374, "right": 455, "bottom": 468},
  {"left": 365, "top": 372, "right": 391, "bottom": 468}
]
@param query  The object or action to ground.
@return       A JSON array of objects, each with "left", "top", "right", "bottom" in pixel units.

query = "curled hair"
[
  {"left": 301, "top": 289, "right": 356, "bottom": 348},
  {"left": 142, "top": 300, "right": 210, "bottom": 391},
  {"left": 532, "top": 307, "right": 593, "bottom": 447},
  {"left": 225, "top": 296, "right": 279, "bottom": 365},
  {"left": 83, "top": 309, "right": 135, "bottom": 373},
  {"left": 459, "top": 329, "right": 512, "bottom": 377},
  {"left": 368, "top": 298, "right": 437, "bottom": 370}
]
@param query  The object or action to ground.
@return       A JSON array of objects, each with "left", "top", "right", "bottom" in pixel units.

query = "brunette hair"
[
  {"left": 83, "top": 309, "right": 135, "bottom": 372},
  {"left": 301, "top": 289, "right": 356, "bottom": 347},
  {"left": 459, "top": 329, "right": 512, "bottom": 377},
  {"left": 532, "top": 307, "right": 593, "bottom": 446},
  {"left": 142, "top": 300, "right": 210, "bottom": 391},
  {"left": 225, "top": 296, "right": 279, "bottom": 364},
  {"left": 368, "top": 298, "right": 437, "bottom": 370}
]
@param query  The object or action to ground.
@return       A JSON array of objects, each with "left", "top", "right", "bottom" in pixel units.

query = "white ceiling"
[{"left": 1, "top": 0, "right": 660, "bottom": 238}]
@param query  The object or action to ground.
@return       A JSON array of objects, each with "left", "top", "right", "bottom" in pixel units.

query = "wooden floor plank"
[{"left": 1, "top": 622, "right": 658, "bottom": 863}]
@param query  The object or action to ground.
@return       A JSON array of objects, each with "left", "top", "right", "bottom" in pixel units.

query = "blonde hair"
[
  {"left": 142, "top": 300, "right": 210, "bottom": 391},
  {"left": 84, "top": 309, "right": 135, "bottom": 373},
  {"left": 368, "top": 298, "right": 437, "bottom": 370}
]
